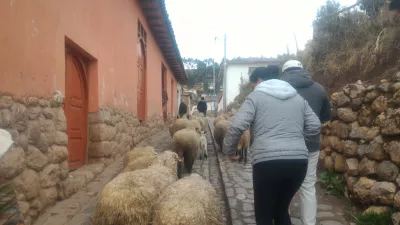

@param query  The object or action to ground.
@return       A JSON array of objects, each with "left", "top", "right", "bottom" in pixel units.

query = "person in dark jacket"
[
  {"left": 223, "top": 65, "right": 321, "bottom": 225},
  {"left": 281, "top": 60, "right": 331, "bottom": 225},
  {"left": 178, "top": 102, "right": 188, "bottom": 119},
  {"left": 197, "top": 96, "right": 208, "bottom": 115}
]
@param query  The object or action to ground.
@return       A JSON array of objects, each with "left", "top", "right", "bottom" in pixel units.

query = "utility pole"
[
  {"left": 293, "top": 32, "right": 299, "bottom": 55},
  {"left": 222, "top": 34, "right": 227, "bottom": 112},
  {"left": 213, "top": 36, "right": 216, "bottom": 117},
  {"left": 286, "top": 44, "right": 290, "bottom": 56}
]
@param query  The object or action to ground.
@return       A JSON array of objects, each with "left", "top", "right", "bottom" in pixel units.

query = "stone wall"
[
  {"left": 0, "top": 94, "right": 170, "bottom": 225},
  {"left": 320, "top": 72, "right": 400, "bottom": 211}
]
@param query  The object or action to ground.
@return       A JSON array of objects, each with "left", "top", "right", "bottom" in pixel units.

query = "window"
[
  {"left": 138, "top": 20, "right": 147, "bottom": 48},
  {"left": 248, "top": 67, "right": 257, "bottom": 75}
]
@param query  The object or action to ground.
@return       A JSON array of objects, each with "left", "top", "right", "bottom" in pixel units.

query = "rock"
[
  {"left": 374, "top": 113, "right": 386, "bottom": 127},
  {"left": 324, "top": 156, "right": 334, "bottom": 172},
  {"left": 39, "top": 187, "right": 58, "bottom": 208},
  {"left": 327, "top": 136, "right": 344, "bottom": 152},
  {"left": 366, "top": 136, "right": 388, "bottom": 161},
  {"left": 334, "top": 154, "right": 346, "bottom": 172},
  {"left": 337, "top": 108, "right": 357, "bottom": 123},
  {"left": 391, "top": 90, "right": 400, "bottom": 105},
  {"left": 357, "top": 144, "right": 368, "bottom": 157},
  {"left": 346, "top": 158, "right": 359, "bottom": 176},
  {"left": 61, "top": 174, "right": 87, "bottom": 198},
  {"left": 59, "top": 160, "right": 69, "bottom": 180},
  {"left": 363, "top": 206, "right": 389, "bottom": 215},
  {"left": 13, "top": 169, "right": 41, "bottom": 200},
  {"left": 392, "top": 212, "right": 400, "bottom": 225},
  {"left": 366, "top": 127, "right": 380, "bottom": 141},
  {"left": 384, "top": 141, "right": 400, "bottom": 164},
  {"left": 26, "top": 120, "right": 41, "bottom": 144},
  {"left": 371, "top": 96, "right": 387, "bottom": 114},
  {"left": 343, "top": 140, "right": 358, "bottom": 156},
  {"left": 16, "top": 134, "right": 28, "bottom": 150},
  {"left": 377, "top": 161, "right": 399, "bottom": 181},
  {"left": 0, "top": 95, "right": 13, "bottom": 108},
  {"left": 378, "top": 82, "right": 390, "bottom": 92},
  {"left": 330, "top": 120, "right": 350, "bottom": 139},
  {"left": 358, "top": 107, "right": 373, "bottom": 127},
  {"left": 370, "top": 182, "right": 396, "bottom": 205},
  {"left": 364, "top": 90, "right": 379, "bottom": 103},
  {"left": 17, "top": 201, "right": 30, "bottom": 216},
  {"left": 46, "top": 145, "right": 68, "bottom": 163},
  {"left": 53, "top": 131, "right": 68, "bottom": 146},
  {"left": 359, "top": 157, "right": 378, "bottom": 176},
  {"left": 0, "top": 147, "right": 26, "bottom": 179},
  {"left": 39, "top": 164, "right": 61, "bottom": 188},
  {"left": 26, "top": 146, "right": 48, "bottom": 171},
  {"left": 27, "top": 106, "right": 42, "bottom": 120},
  {"left": 0, "top": 108, "right": 12, "bottom": 127},
  {"left": 381, "top": 109, "right": 400, "bottom": 135},
  {"left": 10, "top": 103, "right": 27, "bottom": 131},
  {"left": 53, "top": 108, "right": 67, "bottom": 131},
  {"left": 353, "top": 178, "right": 375, "bottom": 203},
  {"left": 39, "top": 99, "right": 50, "bottom": 107},
  {"left": 88, "top": 141, "right": 112, "bottom": 158},
  {"left": 351, "top": 98, "right": 363, "bottom": 110},
  {"left": 25, "top": 97, "right": 39, "bottom": 106},
  {"left": 343, "top": 83, "right": 366, "bottom": 99},
  {"left": 331, "top": 92, "right": 350, "bottom": 107},
  {"left": 349, "top": 127, "right": 369, "bottom": 140},
  {"left": 88, "top": 109, "right": 112, "bottom": 124},
  {"left": 88, "top": 123, "right": 117, "bottom": 141},
  {"left": 346, "top": 176, "right": 358, "bottom": 192},
  {"left": 42, "top": 107, "right": 54, "bottom": 119}
]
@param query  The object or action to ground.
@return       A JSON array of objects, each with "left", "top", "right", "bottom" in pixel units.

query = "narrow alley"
[{"left": 32, "top": 118, "right": 353, "bottom": 225}]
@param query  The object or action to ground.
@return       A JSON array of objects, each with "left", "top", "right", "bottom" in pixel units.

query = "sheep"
[
  {"left": 123, "top": 146, "right": 156, "bottom": 167},
  {"left": 92, "top": 164, "right": 177, "bottom": 225},
  {"left": 213, "top": 115, "right": 226, "bottom": 126},
  {"left": 151, "top": 150, "right": 180, "bottom": 177},
  {"left": 172, "top": 128, "right": 200, "bottom": 178},
  {"left": 236, "top": 129, "right": 250, "bottom": 164},
  {"left": 198, "top": 131, "right": 208, "bottom": 160},
  {"left": 123, "top": 154, "right": 158, "bottom": 173},
  {"left": 191, "top": 115, "right": 207, "bottom": 132},
  {"left": 214, "top": 120, "right": 230, "bottom": 149},
  {"left": 171, "top": 118, "right": 202, "bottom": 137},
  {"left": 151, "top": 173, "right": 223, "bottom": 225}
]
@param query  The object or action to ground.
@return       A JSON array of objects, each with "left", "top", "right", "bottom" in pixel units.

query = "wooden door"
[
  {"left": 65, "top": 51, "right": 88, "bottom": 170},
  {"left": 137, "top": 41, "right": 146, "bottom": 120}
]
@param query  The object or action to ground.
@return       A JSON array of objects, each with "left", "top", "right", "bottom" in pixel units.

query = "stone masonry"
[
  {"left": 320, "top": 72, "right": 400, "bottom": 221},
  {"left": 0, "top": 94, "right": 170, "bottom": 225}
]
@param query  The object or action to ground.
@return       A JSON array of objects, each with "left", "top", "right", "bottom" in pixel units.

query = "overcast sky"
[{"left": 165, "top": 0, "right": 357, "bottom": 61}]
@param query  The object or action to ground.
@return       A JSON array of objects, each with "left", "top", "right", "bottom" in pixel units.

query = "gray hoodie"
[
  {"left": 222, "top": 79, "right": 321, "bottom": 165},
  {"left": 281, "top": 69, "right": 331, "bottom": 152}
]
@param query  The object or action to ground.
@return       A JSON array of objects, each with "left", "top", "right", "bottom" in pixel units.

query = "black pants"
[{"left": 252, "top": 159, "right": 308, "bottom": 225}]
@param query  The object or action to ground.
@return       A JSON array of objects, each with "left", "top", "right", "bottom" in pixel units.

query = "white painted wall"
[{"left": 226, "top": 63, "right": 269, "bottom": 105}]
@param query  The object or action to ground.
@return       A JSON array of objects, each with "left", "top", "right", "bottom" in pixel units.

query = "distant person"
[
  {"left": 222, "top": 65, "right": 321, "bottom": 225},
  {"left": 281, "top": 60, "right": 331, "bottom": 225},
  {"left": 178, "top": 102, "right": 188, "bottom": 119},
  {"left": 197, "top": 96, "right": 208, "bottom": 116}
]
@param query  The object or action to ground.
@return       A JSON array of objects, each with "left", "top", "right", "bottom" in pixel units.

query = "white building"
[{"left": 224, "top": 58, "right": 281, "bottom": 106}]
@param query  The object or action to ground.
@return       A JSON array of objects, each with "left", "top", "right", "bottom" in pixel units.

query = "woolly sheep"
[
  {"left": 92, "top": 164, "right": 177, "bottom": 225},
  {"left": 198, "top": 131, "right": 208, "bottom": 160},
  {"left": 123, "top": 154, "right": 158, "bottom": 173},
  {"left": 236, "top": 129, "right": 250, "bottom": 163},
  {"left": 172, "top": 118, "right": 202, "bottom": 137},
  {"left": 172, "top": 128, "right": 200, "bottom": 178},
  {"left": 123, "top": 146, "right": 156, "bottom": 167},
  {"left": 152, "top": 173, "right": 223, "bottom": 225},
  {"left": 214, "top": 120, "right": 230, "bottom": 149},
  {"left": 213, "top": 115, "right": 226, "bottom": 126},
  {"left": 151, "top": 150, "right": 180, "bottom": 176}
]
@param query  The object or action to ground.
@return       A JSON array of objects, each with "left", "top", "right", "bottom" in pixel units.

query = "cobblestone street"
[{"left": 208, "top": 118, "right": 353, "bottom": 225}]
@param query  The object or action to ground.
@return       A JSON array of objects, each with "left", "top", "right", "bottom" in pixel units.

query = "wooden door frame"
[
  {"left": 65, "top": 47, "right": 89, "bottom": 169},
  {"left": 137, "top": 39, "right": 147, "bottom": 121}
]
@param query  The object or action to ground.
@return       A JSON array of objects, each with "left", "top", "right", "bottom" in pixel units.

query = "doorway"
[
  {"left": 162, "top": 64, "right": 168, "bottom": 120},
  {"left": 65, "top": 48, "right": 89, "bottom": 170}
]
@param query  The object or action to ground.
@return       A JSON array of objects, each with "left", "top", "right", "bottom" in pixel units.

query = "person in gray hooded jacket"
[
  {"left": 222, "top": 65, "right": 321, "bottom": 225},
  {"left": 281, "top": 60, "right": 331, "bottom": 225}
]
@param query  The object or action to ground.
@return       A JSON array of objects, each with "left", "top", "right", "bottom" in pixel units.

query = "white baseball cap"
[
  {"left": 0, "top": 129, "right": 13, "bottom": 158},
  {"left": 282, "top": 60, "right": 303, "bottom": 72}
]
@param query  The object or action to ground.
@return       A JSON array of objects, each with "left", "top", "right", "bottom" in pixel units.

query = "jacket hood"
[
  {"left": 281, "top": 69, "right": 314, "bottom": 88},
  {"left": 254, "top": 79, "right": 297, "bottom": 100}
]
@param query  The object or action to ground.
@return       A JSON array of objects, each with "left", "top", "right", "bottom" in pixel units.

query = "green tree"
[{"left": 359, "top": 0, "right": 385, "bottom": 17}]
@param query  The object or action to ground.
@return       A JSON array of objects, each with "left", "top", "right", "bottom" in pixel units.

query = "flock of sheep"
[{"left": 91, "top": 112, "right": 250, "bottom": 225}]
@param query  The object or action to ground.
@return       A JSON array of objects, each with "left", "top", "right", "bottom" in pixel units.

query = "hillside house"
[{"left": 0, "top": 0, "right": 186, "bottom": 223}]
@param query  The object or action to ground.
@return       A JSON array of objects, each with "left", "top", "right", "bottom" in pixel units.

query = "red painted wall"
[{"left": 0, "top": 0, "right": 178, "bottom": 117}]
